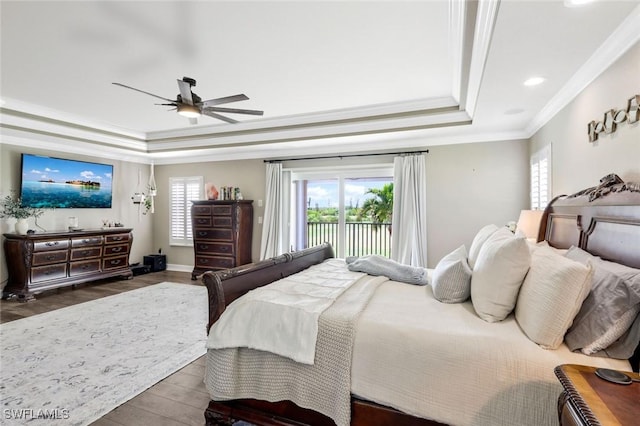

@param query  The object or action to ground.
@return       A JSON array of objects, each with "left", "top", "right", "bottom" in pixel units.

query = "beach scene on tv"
[{"left": 20, "top": 154, "right": 113, "bottom": 209}]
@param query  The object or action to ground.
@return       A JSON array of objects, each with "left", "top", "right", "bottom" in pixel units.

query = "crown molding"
[
  {"left": 525, "top": 3, "right": 640, "bottom": 138},
  {"left": 0, "top": 126, "right": 151, "bottom": 164},
  {"left": 464, "top": 0, "right": 500, "bottom": 119}
]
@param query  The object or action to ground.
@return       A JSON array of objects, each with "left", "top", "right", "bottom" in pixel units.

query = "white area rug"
[{"left": 0, "top": 282, "right": 208, "bottom": 426}]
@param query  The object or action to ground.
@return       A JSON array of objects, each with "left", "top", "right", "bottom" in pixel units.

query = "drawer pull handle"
[
  {"left": 198, "top": 231, "right": 207, "bottom": 237},
  {"left": 201, "top": 245, "right": 209, "bottom": 249},
  {"left": 113, "top": 237, "right": 123, "bottom": 241},
  {"left": 81, "top": 265, "right": 90, "bottom": 270},
  {"left": 111, "top": 247, "right": 122, "bottom": 253},
  {"left": 82, "top": 239, "right": 90, "bottom": 243},
  {"left": 82, "top": 251, "right": 90, "bottom": 255},
  {"left": 46, "top": 255, "right": 56, "bottom": 261},
  {"left": 110, "top": 259, "right": 121, "bottom": 266},
  {"left": 45, "top": 241, "right": 59, "bottom": 247}
]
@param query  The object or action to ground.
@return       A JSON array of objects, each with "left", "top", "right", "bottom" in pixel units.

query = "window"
[
  {"left": 169, "top": 176, "right": 203, "bottom": 246},
  {"left": 289, "top": 166, "right": 393, "bottom": 258},
  {"left": 530, "top": 144, "right": 551, "bottom": 210}
]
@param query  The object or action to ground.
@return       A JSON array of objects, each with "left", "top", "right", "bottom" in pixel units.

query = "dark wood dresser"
[
  {"left": 2, "top": 228, "right": 133, "bottom": 301},
  {"left": 191, "top": 200, "right": 253, "bottom": 279},
  {"left": 555, "top": 364, "right": 640, "bottom": 426}
]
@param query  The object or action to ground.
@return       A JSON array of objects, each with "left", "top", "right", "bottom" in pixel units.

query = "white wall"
[
  {"left": 530, "top": 41, "right": 640, "bottom": 195},
  {"left": 426, "top": 139, "right": 530, "bottom": 266}
]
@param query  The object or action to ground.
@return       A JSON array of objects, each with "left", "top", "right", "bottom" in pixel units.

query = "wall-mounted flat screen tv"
[{"left": 20, "top": 154, "right": 113, "bottom": 208}]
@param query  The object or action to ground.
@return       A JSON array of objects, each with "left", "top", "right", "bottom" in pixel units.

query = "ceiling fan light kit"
[
  {"left": 112, "top": 77, "right": 263, "bottom": 124},
  {"left": 177, "top": 104, "right": 201, "bottom": 118}
]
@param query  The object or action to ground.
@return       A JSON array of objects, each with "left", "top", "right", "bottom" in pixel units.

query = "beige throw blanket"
[{"left": 205, "top": 273, "right": 387, "bottom": 426}]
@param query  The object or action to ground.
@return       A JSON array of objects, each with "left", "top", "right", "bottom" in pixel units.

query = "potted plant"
[
  {"left": 0, "top": 192, "right": 45, "bottom": 235},
  {"left": 359, "top": 183, "right": 394, "bottom": 235}
]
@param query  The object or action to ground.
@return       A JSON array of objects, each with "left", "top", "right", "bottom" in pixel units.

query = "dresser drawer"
[
  {"left": 193, "top": 216, "right": 213, "bottom": 228},
  {"left": 102, "top": 256, "right": 128, "bottom": 270},
  {"left": 195, "top": 242, "right": 234, "bottom": 255},
  {"left": 31, "top": 264, "right": 67, "bottom": 283},
  {"left": 104, "top": 244, "right": 129, "bottom": 256},
  {"left": 192, "top": 205, "right": 212, "bottom": 215},
  {"left": 33, "top": 239, "right": 69, "bottom": 252},
  {"left": 105, "top": 233, "right": 131, "bottom": 244},
  {"left": 32, "top": 250, "right": 69, "bottom": 266},
  {"left": 212, "top": 217, "right": 232, "bottom": 227},
  {"left": 193, "top": 229, "right": 233, "bottom": 241},
  {"left": 212, "top": 205, "right": 232, "bottom": 216},
  {"left": 70, "top": 247, "right": 102, "bottom": 261},
  {"left": 195, "top": 255, "right": 235, "bottom": 270},
  {"left": 69, "top": 260, "right": 101, "bottom": 276},
  {"left": 71, "top": 236, "right": 103, "bottom": 247}
]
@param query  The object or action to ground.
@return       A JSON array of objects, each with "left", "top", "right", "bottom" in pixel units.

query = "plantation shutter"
[
  {"left": 530, "top": 145, "right": 551, "bottom": 210},
  {"left": 170, "top": 176, "right": 203, "bottom": 245}
]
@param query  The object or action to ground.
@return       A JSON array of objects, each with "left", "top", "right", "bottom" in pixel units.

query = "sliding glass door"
[{"left": 289, "top": 167, "right": 392, "bottom": 258}]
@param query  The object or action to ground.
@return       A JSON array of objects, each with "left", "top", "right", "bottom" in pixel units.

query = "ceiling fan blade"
[
  {"left": 177, "top": 79, "right": 194, "bottom": 105},
  {"left": 112, "top": 82, "right": 174, "bottom": 102},
  {"left": 205, "top": 106, "right": 264, "bottom": 116},
  {"left": 202, "top": 109, "right": 238, "bottom": 124},
  {"left": 188, "top": 117, "right": 198, "bottom": 125},
  {"left": 202, "top": 94, "right": 249, "bottom": 107}
]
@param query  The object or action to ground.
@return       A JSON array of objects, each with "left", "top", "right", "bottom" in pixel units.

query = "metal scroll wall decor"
[{"left": 587, "top": 94, "right": 639, "bottom": 142}]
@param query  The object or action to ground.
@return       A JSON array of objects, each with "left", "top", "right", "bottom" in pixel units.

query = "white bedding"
[
  {"left": 351, "top": 274, "right": 631, "bottom": 426},
  {"left": 207, "top": 259, "right": 365, "bottom": 364}
]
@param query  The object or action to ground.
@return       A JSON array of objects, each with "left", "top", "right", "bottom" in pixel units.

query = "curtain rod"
[{"left": 264, "top": 150, "right": 428, "bottom": 163}]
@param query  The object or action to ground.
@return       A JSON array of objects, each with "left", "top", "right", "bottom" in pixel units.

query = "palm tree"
[{"left": 359, "top": 183, "right": 393, "bottom": 234}]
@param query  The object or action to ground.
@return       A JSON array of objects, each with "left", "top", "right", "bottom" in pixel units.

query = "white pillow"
[
  {"left": 431, "top": 245, "right": 472, "bottom": 303},
  {"left": 471, "top": 228, "right": 531, "bottom": 322},
  {"left": 515, "top": 246, "right": 593, "bottom": 349},
  {"left": 468, "top": 224, "right": 499, "bottom": 269}
]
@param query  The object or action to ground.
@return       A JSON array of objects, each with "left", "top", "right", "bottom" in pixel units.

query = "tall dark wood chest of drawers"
[
  {"left": 2, "top": 228, "right": 133, "bottom": 301},
  {"left": 191, "top": 200, "right": 253, "bottom": 279}
]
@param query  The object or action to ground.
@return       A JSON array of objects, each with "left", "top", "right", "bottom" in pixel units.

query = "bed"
[{"left": 201, "top": 178, "right": 640, "bottom": 426}]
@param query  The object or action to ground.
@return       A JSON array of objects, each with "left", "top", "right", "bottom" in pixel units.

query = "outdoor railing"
[{"left": 306, "top": 221, "right": 392, "bottom": 258}]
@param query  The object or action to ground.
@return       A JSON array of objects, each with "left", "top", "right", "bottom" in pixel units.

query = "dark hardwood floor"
[{"left": 0, "top": 271, "right": 210, "bottom": 426}]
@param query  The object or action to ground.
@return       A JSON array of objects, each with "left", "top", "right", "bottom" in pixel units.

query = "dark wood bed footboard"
[{"left": 204, "top": 398, "right": 446, "bottom": 426}]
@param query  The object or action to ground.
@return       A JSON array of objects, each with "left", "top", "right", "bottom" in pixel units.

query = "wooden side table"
[{"left": 555, "top": 364, "right": 640, "bottom": 426}]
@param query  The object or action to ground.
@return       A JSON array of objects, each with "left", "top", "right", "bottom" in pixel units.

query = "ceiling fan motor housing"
[{"left": 182, "top": 77, "right": 196, "bottom": 87}]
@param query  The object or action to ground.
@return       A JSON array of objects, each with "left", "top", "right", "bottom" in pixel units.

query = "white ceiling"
[{"left": 1, "top": 0, "right": 639, "bottom": 164}]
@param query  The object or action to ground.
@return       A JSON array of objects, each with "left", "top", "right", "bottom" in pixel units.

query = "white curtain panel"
[
  {"left": 260, "top": 162, "right": 287, "bottom": 260},
  {"left": 391, "top": 154, "right": 428, "bottom": 267}
]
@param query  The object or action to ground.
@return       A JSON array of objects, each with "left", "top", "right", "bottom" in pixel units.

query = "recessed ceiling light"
[
  {"left": 524, "top": 77, "right": 545, "bottom": 87},
  {"left": 564, "top": 0, "right": 596, "bottom": 7}
]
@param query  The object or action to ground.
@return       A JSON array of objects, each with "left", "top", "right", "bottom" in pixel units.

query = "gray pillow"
[
  {"left": 564, "top": 246, "right": 640, "bottom": 359},
  {"left": 431, "top": 245, "right": 472, "bottom": 303},
  {"left": 347, "top": 255, "right": 428, "bottom": 285}
]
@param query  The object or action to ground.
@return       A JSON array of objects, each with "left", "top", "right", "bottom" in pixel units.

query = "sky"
[
  {"left": 306, "top": 178, "right": 391, "bottom": 208},
  {"left": 22, "top": 154, "right": 113, "bottom": 187}
]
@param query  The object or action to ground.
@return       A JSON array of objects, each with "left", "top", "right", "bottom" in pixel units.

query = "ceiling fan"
[{"left": 112, "top": 76, "right": 263, "bottom": 124}]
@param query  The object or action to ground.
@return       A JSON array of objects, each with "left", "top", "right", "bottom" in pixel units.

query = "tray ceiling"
[{"left": 1, "top": 1, "right": 638, "bottom": 163}]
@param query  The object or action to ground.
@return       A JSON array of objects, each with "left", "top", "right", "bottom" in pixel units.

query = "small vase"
[{"left": 15, "top": 218, "right": 29, "bottom": 235}]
